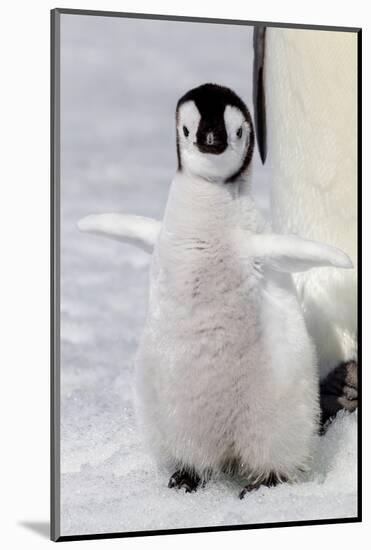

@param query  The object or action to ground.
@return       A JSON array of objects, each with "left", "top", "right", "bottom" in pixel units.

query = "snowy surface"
[{"left": 59, "top": 14, "right": 357, "bottom": 537}]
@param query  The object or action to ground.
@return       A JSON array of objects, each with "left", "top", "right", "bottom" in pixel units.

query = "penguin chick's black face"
[{"left": 176, "top": 83, "right": 254, "bottom": 183}]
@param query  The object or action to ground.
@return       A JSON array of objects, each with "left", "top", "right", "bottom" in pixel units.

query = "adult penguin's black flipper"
[{"left": 253, "top": 26, "right": 267, "bottom": 164}]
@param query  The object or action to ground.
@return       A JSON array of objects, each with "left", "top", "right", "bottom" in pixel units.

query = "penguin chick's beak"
[{"left": 196, "top": 141, "right": 227, "bottom": 155}]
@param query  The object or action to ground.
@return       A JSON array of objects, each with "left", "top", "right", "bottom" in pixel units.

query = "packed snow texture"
[{"left": 59, "top": 14, "right": 357, "bottom": 536}]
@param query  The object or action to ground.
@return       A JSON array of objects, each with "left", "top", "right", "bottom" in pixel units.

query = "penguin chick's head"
[{"left": 176, "top": 83, "right": 254, "bottom": 183}]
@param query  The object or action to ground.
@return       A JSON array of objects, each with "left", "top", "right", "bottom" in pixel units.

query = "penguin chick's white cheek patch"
[
  {"left": 224, "top": 105, "right": 250, "bottom": 146},
  {"left": 52, "top": 9, "right": 360, "bottom": 542},
  {"left": 178, "top": 101, "right": 201, "bottom": 143}
]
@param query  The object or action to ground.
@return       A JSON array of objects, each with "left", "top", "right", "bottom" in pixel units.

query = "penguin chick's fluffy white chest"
[{"left": 135, "top": 171, "right": 320, "bottom": 483}]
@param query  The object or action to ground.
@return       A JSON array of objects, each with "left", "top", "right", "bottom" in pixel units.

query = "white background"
[{"left": 0, "top": 0, "right": 368, "bottom": 548}]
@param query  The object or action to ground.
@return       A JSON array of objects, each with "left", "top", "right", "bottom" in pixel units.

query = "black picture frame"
[{"left": 51, "top": 7, "right": 362, "bottom": 542}]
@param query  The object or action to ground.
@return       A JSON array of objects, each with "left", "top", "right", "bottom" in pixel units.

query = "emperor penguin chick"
[
  {"left": 133, "top": 83, "right": 352, "bottom": 497},
  {"left": 79, "top": 84, "right": 353, "bottom": 496}
]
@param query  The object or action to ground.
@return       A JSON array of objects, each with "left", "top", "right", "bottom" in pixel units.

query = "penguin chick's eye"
[
  {"left": 183, "top": 125, "right": 189, "bottom": 138},
  {"left": 236, "top": 127, "right": 243, "bottom": 138}
]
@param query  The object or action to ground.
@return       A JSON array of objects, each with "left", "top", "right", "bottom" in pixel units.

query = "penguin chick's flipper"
[
  {"left": 246, "top": 233, "right": 353, "bottom": 273},
  {"left": 168, "top": 469, "right": 201, "bottom": 493},
  {"left": 320, "top": 361, "right": 358, "bottom": 428},
  {"left": 239, "top": 472, "right": 287, "bottom": 500},
  {"left": 77, "top": 213, "right": 162, "bottom": 253}
]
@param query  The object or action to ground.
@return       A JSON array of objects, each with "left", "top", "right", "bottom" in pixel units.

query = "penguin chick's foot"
[
  {"left": 320, "top": 360, "right": 358, "bottom": 428},
  {"left": 168, "top": 469, "right": 201, "bottom": 493},
  {"left": 239, "top": 472, "right": 287, "bottom": 499}
]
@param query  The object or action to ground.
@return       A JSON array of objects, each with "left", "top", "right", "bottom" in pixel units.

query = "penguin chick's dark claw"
[
  {"left": 239, "top": 472, "right": 287, "bottom": 499},
  {"left": 168, "top": 470, "right": 201, "bottom": 493}
]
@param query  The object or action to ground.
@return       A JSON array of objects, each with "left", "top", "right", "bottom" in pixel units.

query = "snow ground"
[{"left": 59, "top": 14, "right": 357, "bottom": 537}]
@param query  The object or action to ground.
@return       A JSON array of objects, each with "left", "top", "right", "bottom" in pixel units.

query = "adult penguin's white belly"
[{"left": 264, "top": 28, "right": 357, "bottom": 378}]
